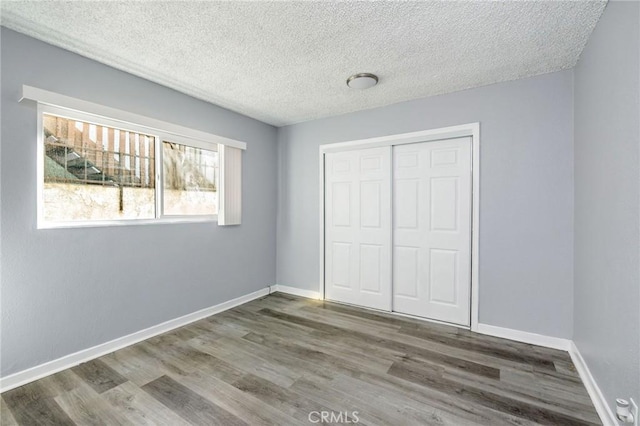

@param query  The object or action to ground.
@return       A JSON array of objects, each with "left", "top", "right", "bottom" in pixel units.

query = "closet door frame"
[{"left": 319, "top": 122, "right": 480, "bottom": 331}]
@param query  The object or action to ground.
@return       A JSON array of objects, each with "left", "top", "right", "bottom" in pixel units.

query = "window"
[
  {"left": 25, "top": 86, "right": 245, "bottom": 228},
  {"left": 40, "top": 110, "right": 221, "bottom": 226},
  {"left": 43, "top": 114, "right": 157, "bottom": 222},
  {"left": 36, "top": 104, "right": 240, "bottom": 228},
  {"left": 162, "top": 141, "right": 218, "bottom": 216}
]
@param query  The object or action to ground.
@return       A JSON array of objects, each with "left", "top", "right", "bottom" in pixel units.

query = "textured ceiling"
[{"left": 1, "top": 1, "right": 606, "bottom": 126}]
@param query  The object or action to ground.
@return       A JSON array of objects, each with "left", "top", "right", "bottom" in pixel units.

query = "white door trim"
[{"left": 319, "top": 122, "right": 480, "bottom": 331}]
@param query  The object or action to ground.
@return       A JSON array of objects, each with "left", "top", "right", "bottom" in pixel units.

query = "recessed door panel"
[
  {"left": 360, "top": 244, "right": 382, "bottom": 293},
  {"left": 395, "top": 179, "right": 419, "bottom": 229},
  {"left": 430, "top": 177, "right": 458, "bottom": 231},
  {"left": 325, "top": 147, "right": 392, "bottom": 311},
  {"left": 331, "top": 243, "right": 352, "bottom": 289},
  {"left": 361, "top": 155, "right": 382, "bottom": 172},
  {"left": 360, "top": 181, "right": 382, "bottom": 228},
  {"left": 429, "top": 249, "right": 458, "bottom": 304},
  {"left": 332, "top": 182, "right": 351, "bottom": 227},
  {"left": 396, "top": 151, "right": 420, "bottom": 169},
  {"left": 393, "top": 137, "right": 472, "bottom": 326},
  {"left": 393, "top": 246, "right": 419, "bottom": 298},
  {"left": 431, "top": 149, "right": 458, "bottom": 168},
  {"left": 333, "top": 159, "right": 351, "bottom": 174}
]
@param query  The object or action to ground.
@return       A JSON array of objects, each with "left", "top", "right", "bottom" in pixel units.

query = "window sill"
[{"left": 37, "top": 215, "right": 218, "bottom": 230}]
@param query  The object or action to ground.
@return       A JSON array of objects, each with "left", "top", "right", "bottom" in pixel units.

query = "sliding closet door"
[
  {"left": 393, "top": 138, "right": 472, "bottom": 325},
  {"left": 325, "top": 147, "right": 392, "bottom": 311}
]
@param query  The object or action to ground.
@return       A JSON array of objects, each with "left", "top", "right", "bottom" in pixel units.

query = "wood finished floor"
[{"left": 1, "top": 293, "right": 601, "bottom": 425}]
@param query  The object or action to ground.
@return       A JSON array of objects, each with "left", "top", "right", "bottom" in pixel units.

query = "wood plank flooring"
[{"left": 1, "top": 293, "right": 601, "bottom": 425}]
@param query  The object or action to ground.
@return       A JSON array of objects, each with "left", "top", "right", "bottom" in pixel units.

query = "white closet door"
[
  {"left": 393, "top": 137, "right": 472, "bottom": 325},
  {"left": 325, "top": 147, "right": 392, "bottom": 311}
]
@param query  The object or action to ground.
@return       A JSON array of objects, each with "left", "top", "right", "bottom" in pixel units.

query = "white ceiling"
[{"left": 1, "top": 1, "right": 606, "bottom": 126}]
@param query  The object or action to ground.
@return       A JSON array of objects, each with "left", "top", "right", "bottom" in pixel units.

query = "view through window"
[
  {"left": 43, "top": 114, "right": 156, "bottom": 221},
  {"left": 42, "top": 113, "right": 220, "bottom": 224},
  {"left": 162, "top": 141, "right": 218, "bottom": 216}
]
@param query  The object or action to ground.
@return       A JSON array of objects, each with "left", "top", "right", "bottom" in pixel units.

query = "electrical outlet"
[
  {"left": 617, "top": 398, "right": 638, "bottom": 425},
  {"left": 630, "top": 398, "right": 638, "bottom": 426}
]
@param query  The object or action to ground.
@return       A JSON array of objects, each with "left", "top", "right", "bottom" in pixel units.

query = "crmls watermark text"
[{"left": 308, "top": 411, "right": 360, "bottom": 424}]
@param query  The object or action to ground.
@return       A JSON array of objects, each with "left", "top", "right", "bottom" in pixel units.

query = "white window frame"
[
  {"left": 25, "top": 85, "right": 247, "bottom": 229},
  {"left": 157, "top": 137, "right": 221, "bottom": 222}
]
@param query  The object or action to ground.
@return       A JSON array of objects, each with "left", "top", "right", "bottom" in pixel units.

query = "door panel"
[
  {"left": 393, "top": 137, "right": 472, "bottom": 325},
  {"left": 360, "top": 181, "right": 382, "bottom": 228},
  {"left": 394, "top": 246, "right": 419, "bottom": 297},
  {"left": 430, "top": 177, "right": 459, "bottom": 231},
  {"left": 360, "top": 244, "right": 382, "bottom": 293},
  {"left": 332, "top": 182, "right": 351, "bottom": 226},
  {"left": 331, "top": 242, "right": 352, "bottom": 288},
  {"left": 395, "top": 179, "right": 419, "bottom": 229},
  {"left": 325, "top": 147, "right": 392, "bottom": 311},
  {"left": 429, "top": 249, "right": 458, "bottom": 304}
]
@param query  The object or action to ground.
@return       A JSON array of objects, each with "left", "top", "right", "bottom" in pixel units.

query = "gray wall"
[
  {"left": 573, "top": 0, "right": 640, "bottom": 413},
  {"left": 0, "top": 28, "right": 278, "bottom": 377},
  {"left": 277, "top": 70, "right": 575, "bottom": 338}
]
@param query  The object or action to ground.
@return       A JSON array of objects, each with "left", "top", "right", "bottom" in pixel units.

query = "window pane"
[
  {"left": 162, "top": 141, "right": 218, "bottom": 216},
  {"left": 43, "top": 114, "right": 156, "bottom": 222}
]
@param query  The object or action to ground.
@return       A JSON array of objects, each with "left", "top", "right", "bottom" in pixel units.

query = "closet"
[{"left": 324, "top": 136, "right": 473, "bottom": 326}]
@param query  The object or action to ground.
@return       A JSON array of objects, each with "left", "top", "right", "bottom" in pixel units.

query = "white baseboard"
[
  {"left": 271, "top": 288, "right": 612, "bottom": 426},
  {"left": 477, "top": 324, "right": 614, "bottom": 425},
  {"left": 0, "top": 287, "right": 616, "bottom": 426},
  {"left": 271, "top": 284, "right": 322, "bottom": 300},
  {"left": 476, "top": 323, "right": 572, "bottom": 351},
  {"left": 569, "top": 342, "right": 617, "bottom": 426},
  {"left": 0, "top": 287, "right": 270, "bottom": 393}
]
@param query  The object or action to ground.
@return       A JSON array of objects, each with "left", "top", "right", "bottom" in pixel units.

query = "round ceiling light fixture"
[{"left": 346, "top": 73, "right": 378, "bottom": 90}]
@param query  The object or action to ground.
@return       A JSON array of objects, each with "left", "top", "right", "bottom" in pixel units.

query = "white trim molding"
[
  {"left": 476, "top": 323, "right": 572, "bottom": 351},
  {"left": 272, "top": 284, "right": 322, "bottom": 300},
  {"left": 0, "top": 288, "right": 269, "bottom": 393},
  {"left": 20, "top": 85, "right": 247, "bottom": 150},
  {"left": 569, "top": 342, "right": 617, "bottom": 426},
  {"left": 318, "top": 123, "right": 481, "bottom": 330}
]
